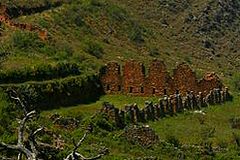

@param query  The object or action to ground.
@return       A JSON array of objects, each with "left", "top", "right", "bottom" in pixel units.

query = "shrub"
[
  {"left": 230, "top": 116, "right": 240, "bottom": 129},
  {"left": 149, "top": 47, "right": 159, "bottom": 57},
  {"left": 0, "top": 74, "right": 103, "bottom": 110},
  {"left": 166, "top": 135, "right": 180, "bottom": 147},
  {"left": 84, "top": 40, "right": 104, "bottom": 58},
  {"left": 0, "top": 89, "right": 16, "bottom": 132},
  {"left": 128, "top": 22, "right": 145, "bottom": 44},
  {"left": 232, "top": 132, "right": 240, "bottom": 147},
  {"left": 93, "top": 114, "right": 114, "bottom": 132},
  {"left": 231, "top": 73, "right": 240, "bottom": 92},
  {"left": 0, "top": 62, "right": 82, "bottom": 84},
  {"left": 107, "top": 5, "right": 127, "bottom": 22},
  {"left": 90, "top": 0, "right": 104, "bottom": 6},
  {"left": 11, "top": 31, "right": 44, "bottom": 51},
  {"left": 200, "top": 126, "right": 216, "bottom": 141}
]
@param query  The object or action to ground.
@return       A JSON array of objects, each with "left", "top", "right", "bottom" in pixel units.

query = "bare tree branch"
[
  {"left": 18, "top": 111, "right": 36, "bottom": 146},
  {"left": 18, "top": 152, "right": 23, "bottom": 160},
  {"left": 64, "top": 127, "right": 108, "bottom": 160},
  {"left": 1, "top": 91, "right": 108, "bottom": 160},
  {"left": 0, "top": 110, "right": 38, "bottom": 160},
  {"left": 9, "top": 89, "right": 27, "bottom": 115}
]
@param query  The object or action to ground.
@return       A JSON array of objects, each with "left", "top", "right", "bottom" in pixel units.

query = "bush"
[
  {"left": 166, "top": 135, "right": 180, "bottom": 147},
  {"left": 92, "top": 114, "right": 114, "bottom": 132},
  {"left": 84, "top": 40, "right": 104, "bottom": 58},
  {"left": 90, "top": 0, "right": 104, "bottom": 7},
  {"left": 230, "top": 116, "right": 240, "bottom": 129},
  {"left": 149, "top": 47, "right": 159, "bottom": 57},
  {"left": 11, "top": 31, "right": 44, "bottom": 51},
  {"left": 107, "top": 5, "right": 127, "bottom": 22},
  {"left": 200, "top": 126, "right": 215, "bottom": 141},
  {"left": 0, "top": 90, "right": 16, "bottom": 133},
  {"left": 231, "top": 73, "right": 240, "bottom": 92},
  {"left": 0, "top": 74, "right": 103, "bottom": 110},
  {"left": 0, "top": 62, "right": 82, "bottom": 84},
  {"left": 128, "top": 22, "right": 145, "bottom": 44}
]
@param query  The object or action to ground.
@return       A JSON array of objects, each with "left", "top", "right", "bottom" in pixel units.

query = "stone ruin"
[
  {"left": 0, "top": 5, "right": 48, "bottom": 40},
  {"left": 123, "top": 125, "right": 159, "bottom": 147},
  {"left": 100, "top": 60, "right": 231, "bottom": 128},
  {"left": 100, "top": 60, "right": 224, "bottom": 97},
  {"left": 100, "top": 87, "right": 232, "bottom": 128}
]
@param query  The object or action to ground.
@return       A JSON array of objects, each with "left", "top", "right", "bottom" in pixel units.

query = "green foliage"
[
  {"left": 38, "top": 17, "right": 50, "bottom": 28},
  {"left": 128, "top": 22, "right": 145, "bottom": 44},
  {"left": 0, "top": 90, "right": 14, "bottom": 132},
  {"left": 11, "top": 31, "right": 44, "bottom": 52},
  {"left": 231, "top": 73, "right": 240, "bottom": 92},
  {"left": 230, "top": 116, "right": 240, "bottom": 129},
  {"left": 84, "top": 39, "right": 104, "bottom": 58},
  {"left": 90, "top": 0, "right": 105, "bottom": 7},
  {"left": 184, "top": 56, "right": 192, "bottom": 64},
  {"left": 149, "top": 47, "right": 159, "bottom": 57},
  {"left": 0, "top": 74, "right": 102, "bottom": 109},
  {"left": 0, "top": 62, "right": 82, "bottom": 84},
  {"left": 91, "top": 113, "right": 114, "bottom": 132},
  {"left": 166, "top": 134, "right": 180, "bottom": 147},
  {"left": 107, "top": 5, "right": 127, "bottom": 22}
]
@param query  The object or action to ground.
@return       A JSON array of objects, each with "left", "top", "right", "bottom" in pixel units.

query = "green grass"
[
  {"left": 0, "top": 0, "right": 239, "bottom": 80},
  {"left": 150, "top": 96, "right": 240, "bottom": 146},
  {"left": 35, "top": 93, "right": 240, "bottom": 159},
  {"left": 0, "top": 0, "right": 240, "bottom": 159},
  {"left": 1, "top": 91, "right": 240, "bottom": 159},
  {"left": 41, "top": 94, "right": 160, "bottom": 117}
]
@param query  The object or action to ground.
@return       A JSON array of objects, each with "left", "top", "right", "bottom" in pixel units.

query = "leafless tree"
[
  {"left": 64, "top": 125, "right": 108, "bottom": 160},
  {"left": 0, "top": 90, "right": 108, "bottom": 160},
  {"left": 0, "top": 110, "right": 43, "bottom": 160}
]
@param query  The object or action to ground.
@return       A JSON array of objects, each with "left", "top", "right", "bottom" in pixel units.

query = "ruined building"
[{"left": 100, "top": 60, "right": 223, "bottom": 96}]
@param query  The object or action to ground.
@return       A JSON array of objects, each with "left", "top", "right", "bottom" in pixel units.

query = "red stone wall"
[
  {"left": 100, "top": 62, "right": 122, "bottom": 94},
  {"left": 123, "top": 60, "right": 145, "bottom": 95},
  {"left": 172, "top": 63, "right": 199, "bottom": 95},
  {"left": 145, "top": 60, "right": 173, "bottom": 95},
  {"left": 100, "top": 60, "right": 224, "bottom": 97},
  {"left": 0, "top": 5, "right": 48, "bottom": 40},
  {"left": 198, "top": 72, "right": 223, "bottom": 96}
]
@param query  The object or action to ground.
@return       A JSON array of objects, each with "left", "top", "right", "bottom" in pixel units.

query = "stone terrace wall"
[
  {"left": 0, "top": 5, "right": 48, "bottom": 40},
  {"left": 100, "top": 60, "right": 224, "bottom": 96}
]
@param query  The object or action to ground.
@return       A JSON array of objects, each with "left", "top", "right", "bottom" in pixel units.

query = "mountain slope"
[{"left": 0, "top": 0, "right": 239, "bottom": 83}]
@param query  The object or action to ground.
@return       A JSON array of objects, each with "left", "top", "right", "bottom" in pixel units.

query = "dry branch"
[{"left": 64, "top": 126, "right": 108, "bottom": 160}]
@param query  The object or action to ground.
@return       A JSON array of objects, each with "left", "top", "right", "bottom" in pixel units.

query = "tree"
[{"left": 0, "top": 91, "right": 108, "bottom": 160}]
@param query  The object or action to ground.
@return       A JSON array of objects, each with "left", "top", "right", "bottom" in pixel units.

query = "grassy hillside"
[
  {"left": 0, "top": 0, "right": 240, "bottom": 159},
  {"left": 1, "top": 92, "right": 240, "bottom": 159},
  {"left": 0, "top": 0, "right": 239, "bottom": 81}
]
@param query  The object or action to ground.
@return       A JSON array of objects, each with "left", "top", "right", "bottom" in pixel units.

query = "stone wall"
[
  {"left": 100, "top": 60, "right": 224, "bottom": 97},
  {"left": 100, "top": 87, "right": 232, "bottom": 128},
  {"left": 0, "top": 5, "right": 48, "bottom": 40},
  {"left": 145, "top": 60, "right": 172, "bottom": 96},
  {"left": 123, "top": 61, "right": 145, "bottom": 95},
  {"left": 100, "top": 62, "right": 122, "bottom": 94},
  {"left": 172, "top": 63, "right": 198, "bottom": 94}
]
